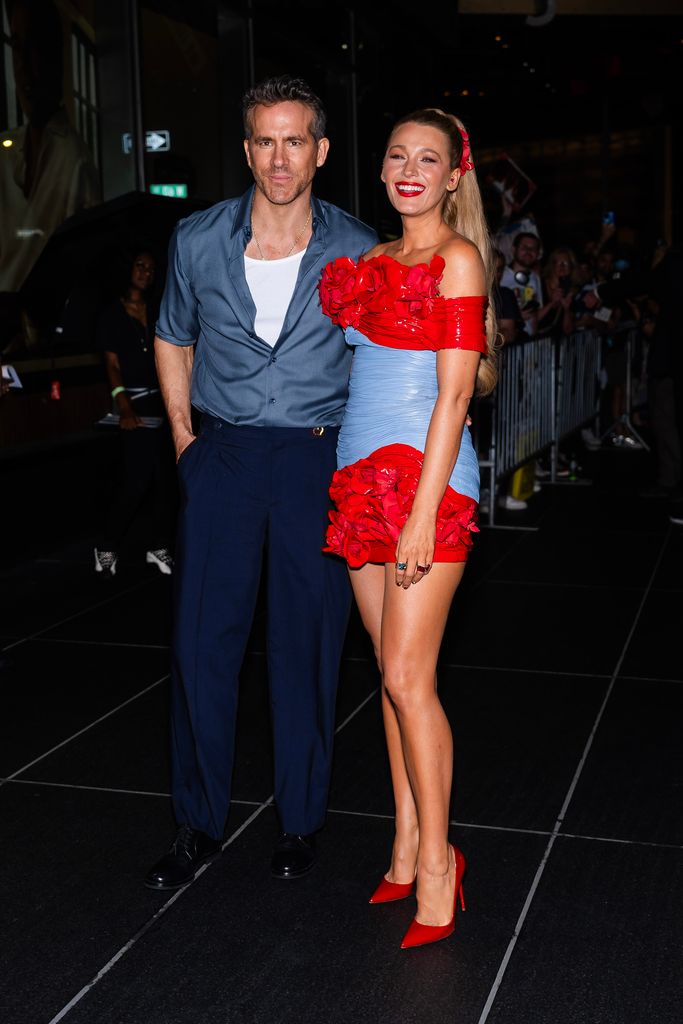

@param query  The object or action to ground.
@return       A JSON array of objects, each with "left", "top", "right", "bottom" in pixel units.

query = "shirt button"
[{"left": 270, "top": 398, "right": 276, "bottom": 404}]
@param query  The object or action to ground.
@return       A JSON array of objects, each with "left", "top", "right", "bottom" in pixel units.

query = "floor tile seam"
[
  {"left": 43, "top": 684, "right": 379, "bottom": 1024},
  {"left": 344, "top": 655, "right": 613, "bottom": 680},
  {"left": 0, "top": 777, "right": 265, "bottom": 807},
  {"left": 334, "top": 687, "right": 380, "bottom": 733},
  {"left": 23, "top": 637, "right": 171, "bottom": 651},
  {"left": 328, "top": 806, "right": 553, "bottom": 838},
  {"left": 4, "top": 782, "right": 678, "bottom": 853},
  {"left": 2, "top": 684, "right": 378, "bottom": 794},
  {"left": 618, "top": 673, "right": 683, "bottom": 685},
  {"left": 346, "top": 658, "right": 683, "bottom": 684},
  {"left": 556, "top": 831, "right": 683, "bottom": 852},
  {"left": 1, "top": 578, "right": 157, "bottom": 653},
  {"left": 43, "top": 798, "right": 274, "bottom": 1024},
  {"left": 0, "top": 675, "right": 169, "bottom": 786},
  {"left": 474, "top": 528, "right": 671, "bottom": 1024},
  {"left": 328, "top": 807, "right": 683, "bottom": 852}
]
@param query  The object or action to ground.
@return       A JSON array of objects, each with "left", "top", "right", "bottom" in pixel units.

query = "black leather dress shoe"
[
  {"left": 271, "top": 832, "right": 316, "bottom": 879},
  {"left": 144, "top": 825, "right": 221, "bottom": 890}
]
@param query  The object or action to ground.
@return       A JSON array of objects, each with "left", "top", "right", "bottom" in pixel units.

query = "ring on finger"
[
  {"left": 396, "top": 561, "right": 408, "bottom": 571},
  {"left": 416, "top": 563, "right": 431, "bottom": 573}
]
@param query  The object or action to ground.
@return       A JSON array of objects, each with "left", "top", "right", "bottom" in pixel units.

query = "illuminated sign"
[
  {"left": 122, "top": 130, "right": 172, "bottom": 154},
  {"left": 149, "top": 183, "right": 188, "bottom": 198}
]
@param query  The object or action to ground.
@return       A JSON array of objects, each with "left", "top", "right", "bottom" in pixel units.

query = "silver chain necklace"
[{"left": 250, "top": 205, "right": 312, "bottom": 261}]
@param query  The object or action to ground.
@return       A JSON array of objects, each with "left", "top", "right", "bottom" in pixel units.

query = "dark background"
[{"left": 1, "top": 0, "right": 681, "bottom": 450}]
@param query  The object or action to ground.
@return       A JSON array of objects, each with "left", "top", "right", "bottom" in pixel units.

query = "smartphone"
[{"left": 602, "top": 211, "right": 615, "bottom": 226}]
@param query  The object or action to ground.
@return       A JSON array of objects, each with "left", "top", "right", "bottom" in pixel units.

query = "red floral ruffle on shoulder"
[
  {"left": 324, "top": 444, "right": 479, "bottom": 569},
  {"left": 319, "top": 253, "right": 488, "bottom": 353}
]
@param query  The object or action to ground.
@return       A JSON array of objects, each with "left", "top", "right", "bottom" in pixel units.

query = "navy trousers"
[{"left": 170, "top": 416, "right": 352, "bottom": 840}]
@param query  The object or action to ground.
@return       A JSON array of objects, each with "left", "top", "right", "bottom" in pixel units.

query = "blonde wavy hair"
[{"left": 389, "top": 108, "right": 499, "bottom": 396}]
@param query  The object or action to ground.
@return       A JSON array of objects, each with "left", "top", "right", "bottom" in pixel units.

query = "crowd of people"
[{"left": 486, "top": 209, "right": 682, "bottom": 522}]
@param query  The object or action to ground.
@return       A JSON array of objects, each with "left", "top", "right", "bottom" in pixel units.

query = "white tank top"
[{"left": 244, "top": 250, "right": 306, "bottom": 347}]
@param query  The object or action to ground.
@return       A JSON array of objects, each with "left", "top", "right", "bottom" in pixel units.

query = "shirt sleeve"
[{"left": 155, "top": 221, "right": 199, "bottom": 346}]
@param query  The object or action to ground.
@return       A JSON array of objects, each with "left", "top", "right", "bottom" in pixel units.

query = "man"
[
  {"left": 500, "top": 231, "right": 543, "bottom": 337},
  {"left": 145, "top": 75, "right": 377, "bottom": 890}
]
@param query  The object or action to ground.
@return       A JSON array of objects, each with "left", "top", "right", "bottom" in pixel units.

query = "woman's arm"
[
  {"left": 395, "top": 240, "right": 485, "bottom": 584},
  {"left": 103, "top": 350, "right": 142, "bottom": 430}
]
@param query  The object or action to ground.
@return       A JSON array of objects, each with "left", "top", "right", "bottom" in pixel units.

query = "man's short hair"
[
  {"left": 242, "top": 75, "right": 327, "bottom": 142},
  {"left": 513, "top": 231, "right": 540, "bottom": 251}
]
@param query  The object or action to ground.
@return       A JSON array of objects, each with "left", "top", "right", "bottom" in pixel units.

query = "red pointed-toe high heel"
[
  {"left": 400, "top": 845, "right": 466, "bottom": 949},
  {"left": 368, "top": 876, "right": 416, "bottom": 904}
]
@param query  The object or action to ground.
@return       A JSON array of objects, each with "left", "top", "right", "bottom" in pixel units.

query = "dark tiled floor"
[{"left": 1, "top": 438, "right": 682, "bottom": 1024}]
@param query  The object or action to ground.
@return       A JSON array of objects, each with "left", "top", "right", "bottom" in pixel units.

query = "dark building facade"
[{"left": 1, "top": 0, "right": 680, "bottom": 447}]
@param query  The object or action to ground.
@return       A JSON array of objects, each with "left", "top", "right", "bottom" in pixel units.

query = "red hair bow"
[{"left": 459, "top": 128, "right": 474, "bottom": 174}]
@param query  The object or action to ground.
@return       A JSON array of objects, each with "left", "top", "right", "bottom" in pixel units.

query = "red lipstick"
[{"left": 395, "top": 181, "right": 425, "bottom": 197}]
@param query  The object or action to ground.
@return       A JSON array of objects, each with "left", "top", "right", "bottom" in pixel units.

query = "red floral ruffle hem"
[{"left": 324, "top": 443, "right": 479, "bottom": 569}]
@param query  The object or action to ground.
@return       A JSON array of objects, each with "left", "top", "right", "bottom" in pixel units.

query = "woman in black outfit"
[{"left": 94, "top": 246, "right": 177, "bottom": 576}]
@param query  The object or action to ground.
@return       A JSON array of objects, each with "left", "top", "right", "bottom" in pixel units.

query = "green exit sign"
[{"left": 149, "top": 183, "right": 188, "bottom": 198}]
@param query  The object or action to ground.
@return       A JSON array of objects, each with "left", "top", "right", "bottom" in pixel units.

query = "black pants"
[
  {"left": 99, "top": 423, "right": 177, "bottom": 552},
  {"left": 169, "top": 417, "right": 351, "bottom": 840}
]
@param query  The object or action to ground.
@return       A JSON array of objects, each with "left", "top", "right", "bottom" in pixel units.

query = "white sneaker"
[
  {"left": 498, "top": 494, "right": 528, "bottom": 511},
  {"left": 94, "top": 548, "right": 117, "bottom": 576},
  {"left": 614, "top": 434, "right": 643, "bottom": 450},
  {"left": 581, "top": 428, "right": 601, "bottom": 450},
  {"left": 146, "top": 548, "right": 173, "bottom": 575}
]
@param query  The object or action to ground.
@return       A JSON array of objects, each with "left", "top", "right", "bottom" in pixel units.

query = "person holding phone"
[{"left": 536, "top": 247, "right": 578, "bottom": 337}]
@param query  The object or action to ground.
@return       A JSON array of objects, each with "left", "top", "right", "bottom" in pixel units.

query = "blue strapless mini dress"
[{"left": 338, "top": 327, "right": 481, "bottom": 503}]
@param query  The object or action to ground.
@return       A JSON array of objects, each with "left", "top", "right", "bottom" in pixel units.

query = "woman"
[
  {"left": 493, "top": 246, "right": 523, "bottom": 344},
  {"left": 319, "top": 109, "right": 497, "bottom": 948},
  {"left": 94, "top": 246, "right": 176, "bottom": 577},
  {"left": 536, "top": 246, "right": 578, "bottom": 337}
]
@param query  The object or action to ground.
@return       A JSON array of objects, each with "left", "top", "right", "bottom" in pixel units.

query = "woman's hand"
[
  {"left": 394, "top": 511, "right": 435, "bottom": 589},
  {"left": 119, "top": 407, "right": 143, "bottom": 428}
]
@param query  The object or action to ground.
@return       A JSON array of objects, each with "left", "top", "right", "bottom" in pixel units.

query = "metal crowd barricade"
[
  {"left": 477, "top": 326, "right": 624, "bottom": 526},
  {"left": 594, "top": 323, "right": 649, "bottom": 451},
  {"left": 478, "top": 332, "right": 556, "bottom": 528},
  {"left": 550, "top": 328, "right": 602, "bottom": 482}
]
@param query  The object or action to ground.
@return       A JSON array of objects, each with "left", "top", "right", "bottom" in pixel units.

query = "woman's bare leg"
[
  {"left": 380, "top": 562, "right": 465, "bottom": 926},
  {"left": 350, "top": 563, "right": 419, "bottom": 884}
]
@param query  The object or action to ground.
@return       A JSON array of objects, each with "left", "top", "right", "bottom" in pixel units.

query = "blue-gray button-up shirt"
[{"left": 156, "top": 186, "right": 378, "bottom": 427}]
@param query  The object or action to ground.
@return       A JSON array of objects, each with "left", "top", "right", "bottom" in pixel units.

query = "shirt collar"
[{"left": 231, "top": 184, "right": 328, "bottom": 240}]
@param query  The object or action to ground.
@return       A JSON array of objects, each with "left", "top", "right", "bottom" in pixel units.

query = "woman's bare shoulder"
[
  {"left": 436, "top": 234, "right": 483, "bottom": 268},
  {"left": 436, "top": 236, "right": 486, "bottom": 296},
  {"left": 360, "top": 240, "right": 394, "bottom": 262}
]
